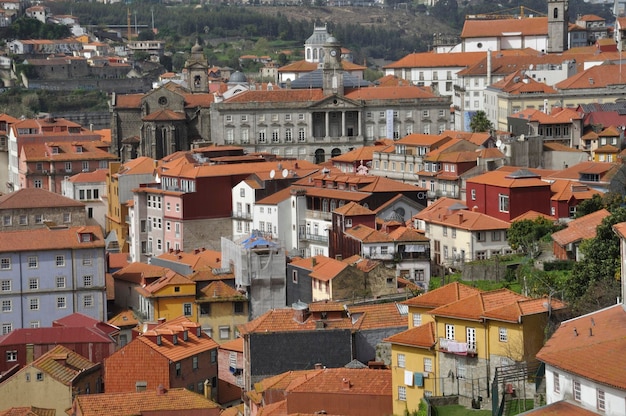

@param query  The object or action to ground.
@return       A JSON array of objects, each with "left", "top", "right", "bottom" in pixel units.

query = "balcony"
[
  {"left": 232, "top": 211, "right": 253, "bottom": 220},
  {"left": 306, "top": 210, "right": 332, "bottom": 221},
  {"left": 299, "top": 232, "right": 328, "bottom": 244},
  {"left": 439, "top": 338, "right": 477, "bottom": 356}
]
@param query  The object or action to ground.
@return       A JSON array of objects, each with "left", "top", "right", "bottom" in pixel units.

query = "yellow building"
[
  {"left": 388, "top": 283, "right": 566, "bottom": 414},
  {"left": 105, "top": 157, "right": 156, "bottom": 252},
  {"left": 196, "top": 280, "right": 249, "bottom": 344},
  {"left": 136, "top": 269, "right": 197, "bottom": 322}
]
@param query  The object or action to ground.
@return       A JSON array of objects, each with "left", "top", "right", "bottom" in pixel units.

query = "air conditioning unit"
[
  {"left": 423, "top": 372, "right": 429, "bottom": 378},
  {"left": 42, "top": 169, "right": 47, "bottom": 174}
]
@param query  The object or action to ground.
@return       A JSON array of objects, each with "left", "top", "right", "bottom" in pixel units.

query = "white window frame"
[
  {"left": 499, "top": 327, "right": 508, "bottom": 342},
  {"left": 397, "top": 353, "right": 406, "bottom": 368}
]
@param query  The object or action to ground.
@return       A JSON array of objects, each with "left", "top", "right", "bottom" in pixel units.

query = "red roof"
[{"left": 536, "top": 304, "right": 626, "bottom": 390}]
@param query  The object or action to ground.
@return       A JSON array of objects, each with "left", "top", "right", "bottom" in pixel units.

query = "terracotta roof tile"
[
  {"left": 135, "top": 269, "right": 195, "bottom": 297},
  {"left": 111, "top": 262, "right": 170, "bottom": 284},
  {"left": 286, "top": 368, "right": 391, "bottom": 396},
  {"left": 0, "top": 188, "right": 85, "bottom": 209},
  {"left": 551, "top": 208, "right": 610, "bottom": 246},
  {"left": 333, "top": 201, "right": 375, "bottom": 216},
  {"left": 556, "top": 64, "right": 626, "bottom": 90},
  {"left": 550, "top": 180, "right": 601, "bottom": 202},
  {"left": 107, "top": 310, "right": 140, "bottom": 329},
  {"left": 344, "top": 224, "right": 393, "bottom": 243},
  {"left": 0, "top": 225, "right": 104, "bottom": 252},
  {"left": 511, "top": 210, "right": 555, "bottom": 222},
  {"left": 466, "top": 168, "right": 548, "bottom": 188},
  {"left": 198, "top": 280, "right": 246, "bottom": 302},
  {"left": 0, "top": 407, "right": 56, "bottom": 416},
  {"left": 68, "top": 168, "right": 108, "bottom": 183},
  {"left": 219, "top": 336, "right": 243, "bottom": 353},
  {"left": 115, "top": 156, "right": 156, "bottom": 176},
  {"left": 461, "top": 17, "right": 547, "bottom": 38},
  {"left": 402, "top": 282, "right": 481, "bottom": 308},
  {"left": 414, "top": 197, "right": 511, "bottom": 231},
  {"left": 72, "top": 387, "right": 219, "bottom": 415},
  {"left": 137, "top": 316, "right": 218, "bottom": 362},
  {"left": 384, "top": 321, "right": 436, "bottom": 348},
  {"left": 290, "top": 255, "right": 348, "bottom": 282},
  {"left": 22, "top": 141, "right": 116, "bottom": 162},
  {"left": 536, "top": 304, "right": 626, "bottom": 390},
  {"left": 519, "top": 400, "right": 600, "bottom": 415}
]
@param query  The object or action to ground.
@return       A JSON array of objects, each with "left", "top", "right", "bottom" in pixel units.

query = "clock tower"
[
  {"left": 547, "top": 0, "right": 569, "bottom": 53},
  {"left": 322, "top": 36, "right": 344, "bottom": 96}
]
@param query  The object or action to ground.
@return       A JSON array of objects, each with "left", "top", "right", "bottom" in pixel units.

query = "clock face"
[{"left": 330, "top": 49, "right": 337, "bottom": 57}]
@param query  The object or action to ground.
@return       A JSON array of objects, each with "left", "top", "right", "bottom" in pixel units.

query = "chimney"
[
  {"left": 26, "top": 344, "right": 34, "bottom": 364},
  {"left": 458, "top": 213, "right": 463, "bottom": 224},
  {"left": 314, "top": 363, "right": 324, "bottom": 370},
  {"left": 342, "top": 377, "right": 351, "bottom": 390},
  {"left": 157, "top": 317, "right": 166, "bottom": 324},
  {"left": 589, "top": 327, "right": 593, "bottom": 337},
  {"left": 312, "top": 257, "right": 317, "bottom": 267}
]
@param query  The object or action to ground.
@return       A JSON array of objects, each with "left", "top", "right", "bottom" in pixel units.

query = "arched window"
[
  {"left": 330, "top": 200, "right": 337, "bottom": 211},
  {"left": 553, "top": 7, "right": 558, "bottom": 18},
  {"left": 322, "top": 199, "right": 329, "bottom": 212},
  {"left": 306, "top": 49, "right": 311, "bottom": 60}
]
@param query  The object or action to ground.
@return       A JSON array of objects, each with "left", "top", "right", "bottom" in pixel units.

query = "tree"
[
  {"left": 575, "top": 192, "right": 626, "bottom": 218},
  {"left": 566, "top": 207, "right": 626, "bottom": 316},
  {"left": 507, "top": 217, "right": 559, "bottom": 257},
  {"left": 470, "top": 110, "right": 493, "bottom": 133}
]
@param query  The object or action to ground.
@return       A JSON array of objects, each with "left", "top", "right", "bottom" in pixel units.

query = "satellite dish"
[
  {"left": 282, "top": 169, "right": 288, "bottom": 178},
  {"left": 269, "top": 169, "right": 275, "bottom": 179},
  {"left": 495, "top": 139, "right": 502, "bottom": 148}
]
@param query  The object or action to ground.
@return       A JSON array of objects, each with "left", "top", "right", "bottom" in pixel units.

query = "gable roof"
[
  {"left": 402, "top": 282, "right": 481, "bottom": 309},
  {"left": 289, "top": 255, "right": 348, "bottom": 282},
  {"left": 413, "top": 197, "right": 511, "bottom": 231},
  {"left": 0, "top": 408, "right": 56, "bottom": 416},
  {"left": 536, "top": 304, "right": 626, "bottom": 390},
  {"left": 135, "top": 269, "right": 195, "bottom": 297},
  {"left": 384, "top": 321, "right": 436, "bottom": 349},
  {"left": 0, "top": 188, "right": 84, "bottom": 210},
  {"left": 30, "top": 345, "right": 99, "bottom": 386},
  {"left": 136, "top": 316, "right": 218, "bottom": 362},
  {"left": 71, "top": 387, "right": 220, "bottom": 415},
  {"left": 551, "top": 208, "right": 610, "bottom": 246},
  {"left": 285, "top": 368, "right": 391, "bottom": 397},
  {"left": 0, "top": 225, "right": 104, "bottom": 252},
  {"left": 384, "top": 50, "right": 534, "bottom": 70},
  {"left": 461, "top": 17, "right": 548, "bottom": 38},
  {"left": 556, "top": 64, "right": 626, "bottom": 90}
]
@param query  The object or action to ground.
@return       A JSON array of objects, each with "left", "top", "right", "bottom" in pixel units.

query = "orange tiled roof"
[
  {"left": 156, "top": 247, "right": 223, "bottom": 271},
  {"left": 137, "top": 316, "right": 218, "bottom": 361},
  {"left": 385, "top": 50, "right": 504, "bottom": 69},
  {"left": 71, "top": 387, "right": 219, "bottom": 415},
  {"left": 387, "top": 226, "right": 429, "bottom": 242},
  {"left": 238, "top": 302, "right": 406, "bottom": 335},
  {"left": 0, "top": 225, "right": 104, "bottom": 252},
  {"left": 0, "top": 187, "right": 84, "bottom": 209},
  {"left": 552, "top": 208, "right": 610, "bottom": 246},
  {"left": 344, "top": 224, "right": 393, "bottom": 243},
  {"left": 331, "top": 141, "right": 393, "bottom": 163},
  {"left": 384, "top": 321, "right": 436, "bottom": 348},
  {"left": 290, "top": 255, "right": 348, "bottom": 282},
  {"left": 286, "top": 367, "right": 391, "bottom": 396},
  {"left": 517, "top": 400, "right": 600, "bottom": 416},
  {"left": 22, "top": 141, "right": 117, "bottom": 162},
  {"left": 543, "top": 142, "right": 583, "bottom": 152},
  {"left": 413, "top": 197, "right": 511, "bottom": 231},
  {"left": 466, "top": 168, "right": 548, "bottom": 188},
  {"left": 547, "top": 161, "right": 619, "bottom": 183},
  {"left": 550, "top": 180, "right": 602, "bottom": 202},
  {"left": 107, "top": 309, "right": 140, "bottom": 329},
  {"left": 536, "top": 304, "right": 626, "bottom": 390},
  {"left": 556, "top": 64, "right": 626, "bottom": 90},
  {"left": 68, "top": 168, "right": 108, "bottom": 183},
  {"left": 135, "top": 269, "right": 195, "bottom": 297},
  {"left": 219, "top": 336, "right": 243, "bottom": 353},
  {"left": 198, "top": 280, "right": 246, "bottom": 302},
  {"left": 333, "top": 201, "right": 375, "bottom": 216},
  {"left": 509, "top": 107, "right": 582, "bottom": 124},
  {"left": 511, "top": 210, "right": 555, "bottom": 222},
  {"left": 490, "top": 70, "right": 557, "bottom": 94},
  {"left": 112, "top": 262, "right": 170, "bottom": 284},
  {"left": 461, "top": 17, "right": 548, "bottom": 38},
  {"left": 375, "top": 74, "right": 412, "bottom": 86},
  {"left": 402, "top": 282, "right": 481, "bottom": 309}
]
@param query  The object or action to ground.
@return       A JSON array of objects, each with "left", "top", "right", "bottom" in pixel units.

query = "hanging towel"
[
  {"left": 414, "top": 372, "right": 424, "bottom": 387},
  {"left": 404, "top": 370, "right": 414, "bottom": 386}
]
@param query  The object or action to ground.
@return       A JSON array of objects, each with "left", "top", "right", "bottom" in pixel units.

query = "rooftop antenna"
[{"left": 127, "top": 8, "right": 131, "bottom": 41}]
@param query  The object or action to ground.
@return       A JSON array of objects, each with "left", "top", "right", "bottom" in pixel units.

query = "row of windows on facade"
[
  {"left": 147, "top": 194, "right": 182, "bottom": 211},
  {"left": 225, "top": 122, "right": 450, "bottom": 145},
  {"left": 469, "top": 191, "right": 510, "bottom": 213},
  {"left": 374, "top": 160, "right": 458, "bottom": 174},
  {"left": 553, "top": 372, "right": 607, "bottom": 412},
  {"left": 2, "top": 212, "right": 73, "bottom": 226},
  {"left": 0, "top": 254, "right": 93, "bottom": 270},
  {"left": 1, "top": 292, "right": 95, "bottom": 313},
  {"left": 1, "top": 274, "right": 94, "bottom": 294},
  {"left": 0, "top": 295, "right": 95, "bottom": 335},
  {"left": 34, "top": 160, "right": 108, "bottom": 173},
  {"left": 224, "top": 110, "right": 448, "bottom": 123}
]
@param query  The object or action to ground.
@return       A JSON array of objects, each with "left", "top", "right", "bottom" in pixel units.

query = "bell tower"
[
  {"left": 185, "top": 40, "right": 209, "bottom": 93},
  {"left": 322, "top": 36, "right": 344, "bottom": 97},
  {"left": 547, "top": 0, "right": 569, "bottom": 53}
]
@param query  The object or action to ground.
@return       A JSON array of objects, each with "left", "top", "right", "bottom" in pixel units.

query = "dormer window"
[
  {"left": 172, "top": 334, "right": 178, "bottom": 344},
  {"left": 80, "top": 232, "right": 93, "bottom": 242},
  {"left": 196, "top": 326, "right": 202, "bottom": 337},
  {"left": 156, "top": 335, "right": 162, "bottom": 345},
  {"left": 51, "top": 147, "right": 59, "bottom": 154},
  {"left": 75, "top": 145, "right": 83, "bottom": 153}
]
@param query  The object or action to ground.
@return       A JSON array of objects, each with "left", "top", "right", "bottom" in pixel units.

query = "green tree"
[
  {"left": 507, "top": 217, "right": 559, "bottom": 257},
  {"left": 470, "top": 110, "right": 493, "bottom": 133},
  {"left": 575, "top": 192, "right": 626, "bottom": 218},
  {"left": 566, "top": 208, "right": 626, "bottom": 316}
]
